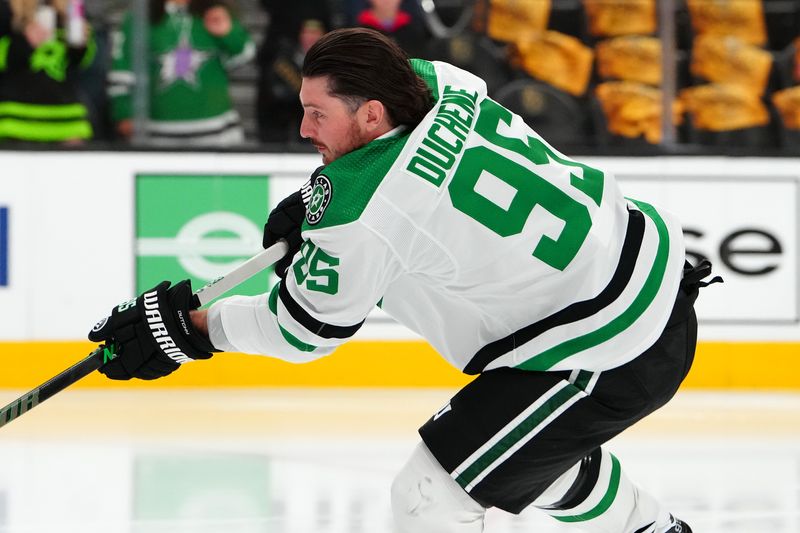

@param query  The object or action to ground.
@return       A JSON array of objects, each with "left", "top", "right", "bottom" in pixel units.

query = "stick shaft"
[
  {"left": 0, "top": 241, "right": 288, "bottom": 429},
  {"left": 194, "top": 241, "right": 288, "bottom": 306},
  {"left": 0, "top": 347, "right": 108, "bottom": 428}
]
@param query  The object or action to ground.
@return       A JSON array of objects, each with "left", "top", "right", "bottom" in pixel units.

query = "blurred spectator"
[
  {"left": 355, "top": 0, "right": 429, "bottom": 58},
  {"left": 259, "top": 0, "right": 332, "bottom": 64},
  {"left": 107, "top": 0, "right": 254, "bottom": 146},
  {"left": 341, "top": 0, "right": 419, "bottom": 27},
  {"left": 256, "top": 0, "right": 331, "bottom": 143},
  {"left": 256, "top": 16, "right": 326, "bottom": 143},
  {"left": 0, "top": 0, "right": 95, "bottom": 144}
]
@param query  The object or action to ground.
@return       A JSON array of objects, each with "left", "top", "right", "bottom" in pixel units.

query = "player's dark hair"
[{"left": 302, "top": 28, "right": 434, "bottom": 128}]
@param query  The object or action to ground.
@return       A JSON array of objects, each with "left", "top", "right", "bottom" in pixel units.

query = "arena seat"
[
  {"left": 425, "top": 31, "right": 511, "bottom": 93},
  {"left": 494, "top": 79, "right": 591, "bottom": 148}
]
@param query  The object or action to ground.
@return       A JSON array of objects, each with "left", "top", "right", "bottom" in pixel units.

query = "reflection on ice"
[{"left": 0, "top": 390, "right": 797, "bottom": 533}]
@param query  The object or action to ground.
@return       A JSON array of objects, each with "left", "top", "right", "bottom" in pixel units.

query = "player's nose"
[{"left": 300, "top": 114, "right": 314, "bottom": 139}]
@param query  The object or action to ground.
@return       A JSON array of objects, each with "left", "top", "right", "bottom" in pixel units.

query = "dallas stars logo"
[
  {"left": 158, "top": 37, "right": 209, "bottom": 89},
  {"left": 306, "top": 175, "right": 332, "bottom": 225}
]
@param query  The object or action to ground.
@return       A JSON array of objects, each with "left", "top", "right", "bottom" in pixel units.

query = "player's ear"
[{"left": 363, "top": 99, "right": 387, "bottom": 132}]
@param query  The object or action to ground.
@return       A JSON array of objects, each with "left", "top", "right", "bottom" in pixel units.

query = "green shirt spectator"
[{"left": 107, "top": 0, "right": 254, "bottom": 146}]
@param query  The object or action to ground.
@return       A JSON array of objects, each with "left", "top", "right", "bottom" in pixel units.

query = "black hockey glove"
[
  {"left": 88, "top": 280, "right": 217, "bottom": 380},
  {"left": 262, "top": 165, "right": 322, "bottom": 277}
]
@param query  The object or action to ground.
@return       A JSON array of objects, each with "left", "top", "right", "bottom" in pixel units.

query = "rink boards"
[{"left": 0, "top": 152, "right": 797, "bottom": 389}]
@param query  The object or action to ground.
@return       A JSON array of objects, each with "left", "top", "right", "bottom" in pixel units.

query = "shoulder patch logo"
[{"left": 306, "top": 174, "right": 332, "bottom": 225}]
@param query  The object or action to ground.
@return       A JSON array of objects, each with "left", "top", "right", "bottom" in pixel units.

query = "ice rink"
[{"left": 0, "top": 388, "right": 798, "bottom": 533}]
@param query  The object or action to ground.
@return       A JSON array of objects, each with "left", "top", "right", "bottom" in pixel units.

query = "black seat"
[
  {"left": 774, "top": 42, "right": 798, "bottom": 89},
  {"left": 425, "top": 32, "right": 512, "bottom": 93},
  {"left": 763, "top": 0, "right": 800, "bottom": 50},
  {"left": 494, "top": 79, "right": 591, "bottom": 148},
  {"left": 684, "top": 112, "right": 779, "bottom": 148}
]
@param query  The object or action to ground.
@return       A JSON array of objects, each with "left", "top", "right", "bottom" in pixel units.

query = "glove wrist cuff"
[
  {"left": 137, "top": 281, "right": 213, "bottom": 364},
  {"left": 176, "top": 308, "right": 220, "bottom": 354}
]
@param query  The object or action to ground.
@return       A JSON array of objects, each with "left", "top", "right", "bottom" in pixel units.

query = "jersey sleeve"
[
  {"left": 215, "top": 17, "right": 255, "bottom": 70},
  {"left": 207, "top": 220, "right": 402, "bottom": 362}
]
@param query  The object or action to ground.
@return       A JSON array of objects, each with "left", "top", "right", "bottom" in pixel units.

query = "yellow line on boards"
[
  {"left": 0, "top": 341, "right": 797, "bottom": 389},
  {"left": 682, "top": 342, "right": 800, "bottom": 389}
]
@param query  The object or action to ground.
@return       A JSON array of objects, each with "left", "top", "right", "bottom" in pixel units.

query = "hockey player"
[{"left": 90, "top": 28, "right": 721, "bottom": 532}]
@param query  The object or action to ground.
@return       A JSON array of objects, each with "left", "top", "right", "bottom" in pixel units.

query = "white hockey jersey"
[{"left": 208, "top": 59, "right": 686, "bottom": 373}]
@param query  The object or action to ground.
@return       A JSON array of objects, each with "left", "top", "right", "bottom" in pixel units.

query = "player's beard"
[{"left": 319, "top": 119, "right": 371, "bottom": 165}]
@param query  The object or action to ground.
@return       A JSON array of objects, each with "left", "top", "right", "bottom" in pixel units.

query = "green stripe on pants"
[
  {"left": 455, "top": 384, "right": 583, "bottom": 490},
  {"left": 554, "top": 454, "right": 621, "bottom": 522}
]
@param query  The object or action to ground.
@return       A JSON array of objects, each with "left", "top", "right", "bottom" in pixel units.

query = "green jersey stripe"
[
  {"left": 268, "top": 283, "right": 318, "bottom": 353},
  {"left": 0, "top": 118, "right": 91, "bottom": 141},
  {"left": 0, "top": 102, "right": 88, "bottom": 120},
  {"left": 0, "top": 36, "right": 10, "bottom": 71},
  {"left": 454, "top": 383, "right": 583, "bottom": 490},
  {"left": 516, "top": 200, "right": 670, "bottom": 371},
  {"left": 79, "top": 35, "right": 98, "bottom": 70},
  {"left": 554, "top": 454, "right": 621, "bottom": 523}
]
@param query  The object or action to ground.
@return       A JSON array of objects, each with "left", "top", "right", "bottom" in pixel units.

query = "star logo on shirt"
[
  {"left": 306, "top": 175, "right": 332, "bottom": 225},
  {"left": 158, "top": 41, "right": 209, "bottom": 88},
  {"left": 310, "top": 188, "right": 324, "bottom": 212}
]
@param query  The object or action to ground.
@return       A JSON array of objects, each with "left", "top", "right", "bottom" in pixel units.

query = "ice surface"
[{"left": 0, "top": 389, "right": 797, "bottom": 533}]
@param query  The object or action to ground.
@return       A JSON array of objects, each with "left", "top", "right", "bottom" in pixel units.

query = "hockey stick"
[{"left": 0, "top": 240, "right": 289, "bottom": 429}]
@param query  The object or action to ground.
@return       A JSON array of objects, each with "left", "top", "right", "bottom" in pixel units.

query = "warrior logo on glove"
[
  {"left": 88, "top": 279, "right": 217, "bottom": 380},
  {"left": 141, "top": 288, "right": 192, "bottom": 364}
]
